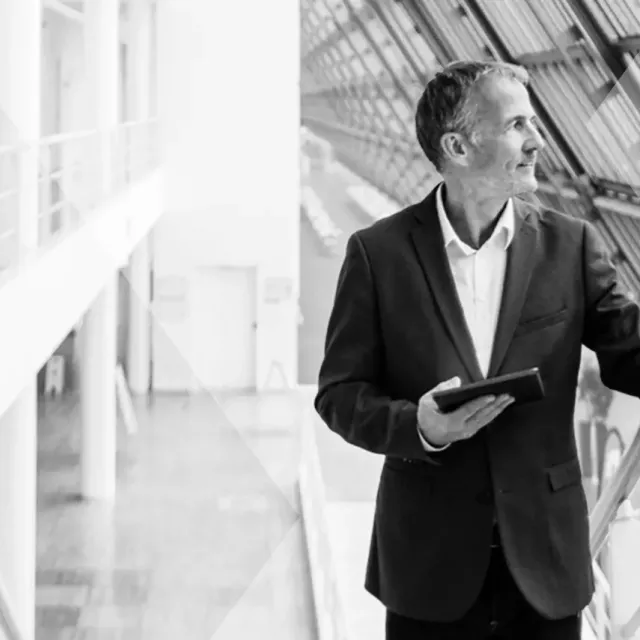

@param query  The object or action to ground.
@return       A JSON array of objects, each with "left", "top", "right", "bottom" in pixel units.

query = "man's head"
[{"left": 415, "top": 60, "right": 545, "bottom": 197}]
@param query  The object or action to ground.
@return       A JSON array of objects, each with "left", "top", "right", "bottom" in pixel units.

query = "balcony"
[
  {"left": 0, "top": 119, "right": 163, "bottom": 418},
  {"left": 0, "top": 120, "right": 159, "bottom": 280}
]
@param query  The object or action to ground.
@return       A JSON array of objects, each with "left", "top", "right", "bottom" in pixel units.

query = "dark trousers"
[{"left": 386, "top": 534, "right": 581, "bottom": 639}]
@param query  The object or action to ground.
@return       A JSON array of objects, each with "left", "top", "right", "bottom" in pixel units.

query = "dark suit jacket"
[{"left": 314, "top": 183, "right": 640, "bottom": 622}]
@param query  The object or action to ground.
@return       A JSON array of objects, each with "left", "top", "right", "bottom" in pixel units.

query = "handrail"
[
  {"left": 589, "top": 421, "right": 640, "bottom": 557},
  {"left": 38, "top": 129, "right": 97, "bottom": 146},
  {"left": 592, "top": 561, "right": 610, "bottom": 599},
  {"left": 0, "top": 575, "right": 25, "bottom": 640},
  {"left": 298, "top": 386, "right": 349, "bottom": 640},
  {"left": 585, "top": 560, "right": 611, "bottom": 638},
  {"left": 42, "top": 0, "right": 83, "bottom": 23},
  {"left": 622, "top": 601, "right": 640, "bottom": 639},
  {"left": 120, "top": 118, "right": 159, "bottom": 129},
  {"left": 584, "top": 419, "right": 640, "bottom": 639},
  {"left": 0, "top": 146, "right": 20, "bottom": 271},
  {"left": 0, "top": 120, "right": 160, "bottom": 278}
]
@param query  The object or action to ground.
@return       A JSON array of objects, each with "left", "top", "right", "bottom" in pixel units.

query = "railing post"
[
  {"left": 608, "top": 499, "right": 640, "bottom": 640},
  {"left": 59, "top": 137, "right": 73, "bottom": 232},
  {"left": 16, "top": 142, "right": 39, "bottom": 265},
  {"left": 39, "top": 143, "right": 51, "bottom": 242}
]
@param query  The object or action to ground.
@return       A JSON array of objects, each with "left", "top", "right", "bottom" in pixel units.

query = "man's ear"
[{"left": 440, "top": 132, "right": 471, "bottom": 168}]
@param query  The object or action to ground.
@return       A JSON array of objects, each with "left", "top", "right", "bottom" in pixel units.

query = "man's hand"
[{"left": 417, "top": 377, "right": 514, "bottom": 447}]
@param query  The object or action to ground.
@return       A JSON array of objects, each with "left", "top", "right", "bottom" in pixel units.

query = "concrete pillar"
[
  {"left": 0, "top": 385, "right": 37, "bottom": 640},
  {"left": 79, "top": 0, "right": 119, "bottom": 501},
  {"left": 80, "top": 276, "right": 118, "bottom": 499},
  {"left": 126, "top": 0, "right": 151, "bottom": 178},
  {"left": 609, "top": 500, "right": 640, "bottom": 640},
  {"left": 127, "top": 0, "right": 151, "bottom": 120},
  {"left": 84, "top": 0, "right": 120, "bottom": 197},
  {"left": 127, "top": 238, "right": 151, "bottom": 395},
  {"left": 0, "top": 2, "right": 41, "bottom": 637},
  {"left": 149, "top": 0, "right": 158, "bottom": 119},
  {"left": 123, "top": 0, "right": 153, "bottom": 399},
  {"left": 124, "top": 1, "right": 154, "bottom": 395}
]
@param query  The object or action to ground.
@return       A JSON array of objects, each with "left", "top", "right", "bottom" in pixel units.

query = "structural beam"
[
  {"left": 567, "top": 0, "right": 640, "bottom": 108},
  {"left": 43, "top": 0, "right": 83, "bottom": 23},
  {"left": 301, "top": 2, "right": 376, "bottom": 65}
]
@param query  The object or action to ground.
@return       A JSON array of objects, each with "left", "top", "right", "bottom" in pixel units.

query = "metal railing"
[
  {"left": 0, "top": 145, "right": 21, "bottom": 273},
  {"left": 37, "top": 129, "right": 99, "bottom": 246},
  {"left": 0, "top": 575, "right": 25, "bottom": 640},
  {"left": 590, "top": 424, "right": 640, "bottom": 557},
  {"left": 585, "top": 559, "right": 611, "bottom": 639},
  {"left": 111, "top": 119, "right": 159, "bottom": 191},
  {"left": 584, "top": 421, "right": 640, "bottom": 638},
  {"left": 1, "top": 119, "right": 159, "bottom": 278},
  {"left": 298, "top": 386, "right": 350, "bottom": 640}
]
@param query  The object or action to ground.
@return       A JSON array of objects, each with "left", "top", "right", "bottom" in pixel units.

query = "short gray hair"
[{"left": 415, "top": 60, "right": 530, "bottom": 172}]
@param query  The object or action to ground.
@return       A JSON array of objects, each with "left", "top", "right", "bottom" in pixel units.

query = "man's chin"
[{"left": 510, "top": 176, "right": 538, "bottom": 195}]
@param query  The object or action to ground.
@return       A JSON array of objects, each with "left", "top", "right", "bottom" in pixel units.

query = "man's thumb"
[{"left": 434, "top": 376, "right": 461, "bottom": 391}]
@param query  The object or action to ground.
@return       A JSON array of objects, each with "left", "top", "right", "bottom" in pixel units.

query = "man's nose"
[{"left": 528, "top": 124, "right": 545, "bottom": 151}]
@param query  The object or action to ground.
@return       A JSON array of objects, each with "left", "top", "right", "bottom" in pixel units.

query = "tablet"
[{"left": 431, "top": 367, "right": 545, "bottom": 413}]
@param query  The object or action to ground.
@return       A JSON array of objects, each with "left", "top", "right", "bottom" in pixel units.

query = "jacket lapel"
[
  {"left": 487, "top": 199, "right": 538, "bottom": 377},
  {"left": 410, "top": 190, "right": 484, "bottom": 382}
]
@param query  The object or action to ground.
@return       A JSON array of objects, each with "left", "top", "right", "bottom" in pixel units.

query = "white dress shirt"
[{"left": 419, "top": 184, "right": 515, "bottom": 451}]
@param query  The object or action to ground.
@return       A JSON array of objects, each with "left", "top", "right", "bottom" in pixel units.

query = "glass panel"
[
  {"left": 477, "top": 0, "right": 557, "bottom": 55},
  {"left": 385, "top": 4, "right": 440, "bottom": 74},
  {"left": 420, "top": 0, "right": 485, "bottom": 60},
  {"left": 582, "top": 0, "right": 640, "bottom": 39},
  {"left": 301, "top": 0, "right": 640, "bottom": 228}
]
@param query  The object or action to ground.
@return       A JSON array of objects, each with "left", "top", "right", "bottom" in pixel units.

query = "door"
[{"left": 191, "top": 265, "right": 257, "bottom": 390}]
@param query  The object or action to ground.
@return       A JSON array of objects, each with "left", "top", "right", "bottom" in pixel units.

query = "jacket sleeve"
[
  {"left": 314, "top": 231, "right": 438, "bottom": 462},
  {"left": 582, "top": 220, "right": 640, "bottom": 396}
]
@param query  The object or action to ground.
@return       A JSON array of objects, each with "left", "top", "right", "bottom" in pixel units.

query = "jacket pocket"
[
  {"left": 547, "top": 458, "right": 582, "bottom": 492},
  {"left": 514, "top": 307, "right": 568, "bottom": 337}
]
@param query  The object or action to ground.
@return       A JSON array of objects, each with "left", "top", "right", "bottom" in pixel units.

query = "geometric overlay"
[{"left": 37, "top": 388, "right": 312, "bottom": 639}]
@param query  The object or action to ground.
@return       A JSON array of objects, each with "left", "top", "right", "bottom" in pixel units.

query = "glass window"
[
  {"left": 301, "top": 0, "right": 640, "bottom": 218},
  {"left": 385, "top": 4, "right": 439, "bottom": 74},
  {"left": 581, "top": 0, "right": 640, "bottom": 40}
]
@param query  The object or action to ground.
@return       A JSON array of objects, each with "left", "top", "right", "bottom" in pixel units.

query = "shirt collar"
[{"left": 435, "top": 183, "right": 515, "bottom": 254}]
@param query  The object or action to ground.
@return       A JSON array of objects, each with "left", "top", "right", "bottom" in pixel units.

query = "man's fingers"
[
  {"left": 454, "top": 394, "right": 497, "bottom": 420},
  {"left": 423, "top": 385, "right": 514, "bottom": 444},
  {"left": 467, "top": 395, "right": 514, "bottom": 431}
]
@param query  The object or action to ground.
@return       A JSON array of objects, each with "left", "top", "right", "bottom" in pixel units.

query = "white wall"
[{"left": 153, "top": 1, "right": 300, "bottom": 391}]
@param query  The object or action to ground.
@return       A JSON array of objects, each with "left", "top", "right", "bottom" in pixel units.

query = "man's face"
[{"left": 461, "top": 76, "right": 544, "bottom": 196}]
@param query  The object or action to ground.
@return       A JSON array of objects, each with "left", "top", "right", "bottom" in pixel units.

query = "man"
[{"left": 314, "top": 60, "right": 640, "bottom": 639}]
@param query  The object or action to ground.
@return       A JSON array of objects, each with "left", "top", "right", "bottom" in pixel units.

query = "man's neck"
[{"left": 442, "top": 180, "right": 508, "bottom": 250}]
